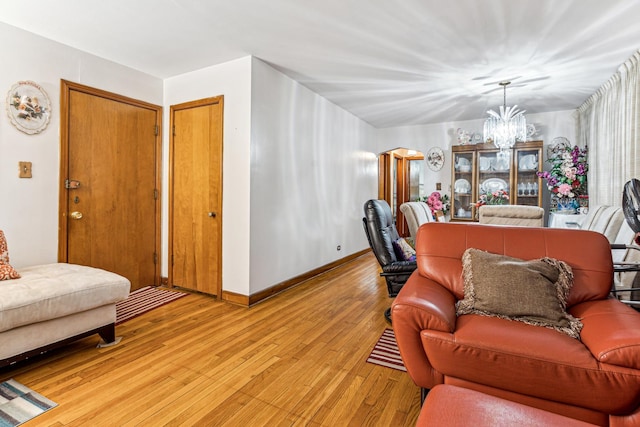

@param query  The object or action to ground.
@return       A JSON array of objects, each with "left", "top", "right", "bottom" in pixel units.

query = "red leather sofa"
[{"left": 391, "top": 223, "right": 640, "bottom": 426}]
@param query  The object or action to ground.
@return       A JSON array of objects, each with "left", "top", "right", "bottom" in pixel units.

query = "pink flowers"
[
  {"left": 475, "top": 189, "right": 509, "bottom": 207},
  {"left": 557, "top": 183, "right": 574, "bottom": 197},
  {"left": 427, "top": 193, "right": 443, "bottom": 212},
  {"left": 563, "top": 166, "right": 577, "bottom": 181},
  {"left": 425, "top": 191, "right": 449, "bottom": 215}
]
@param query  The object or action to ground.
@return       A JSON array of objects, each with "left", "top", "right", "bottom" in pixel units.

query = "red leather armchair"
[{"left": 392, "top": 223, "right": 640, "bottom": 426}]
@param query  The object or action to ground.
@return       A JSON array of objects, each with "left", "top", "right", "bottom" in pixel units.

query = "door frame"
[
  {"left": 58, "top": 79, "right": 163, "bottom": 285},
  {"left": 168, "top": 96, "right": 224, "bottom": 296},
  {"left": 378, "top": 148, "right": 425, "bottom": 237}
]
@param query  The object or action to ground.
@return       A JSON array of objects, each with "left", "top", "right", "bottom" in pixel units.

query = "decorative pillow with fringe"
[
  {"left": 0, "top": 230, "right": 20, "bottom": 281},
  {"left": 456, "top": 248, "right": 582, "bottom": 339}
]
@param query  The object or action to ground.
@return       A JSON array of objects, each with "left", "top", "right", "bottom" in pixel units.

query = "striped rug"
[
  {"left": 366, "top": 328, "right": 406, "bottom": 372},
  {"left": 0, "top": 379, "right": 57, "bottom": 427},
  {"left": 116, "top": 286, "right": 188, "bottom": 325}
]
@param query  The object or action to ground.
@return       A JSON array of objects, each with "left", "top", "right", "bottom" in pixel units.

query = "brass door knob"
[
  {"left": 208, "top": 212, "right": 216, "bottom": 218},
  {"left": 70, "top": 211, "right": 83, "bottom": 220}
]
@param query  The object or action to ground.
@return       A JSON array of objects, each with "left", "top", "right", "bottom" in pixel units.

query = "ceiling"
[{"left": 2, "top": 0, "right": 640, "bottom": 128}]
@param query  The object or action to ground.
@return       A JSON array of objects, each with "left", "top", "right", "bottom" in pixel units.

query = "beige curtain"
[{"left": 577, "top": 50, "right": 640, "bottom": 206}]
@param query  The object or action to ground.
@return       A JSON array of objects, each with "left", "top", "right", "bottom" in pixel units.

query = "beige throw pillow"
[{"left": 456, "top": 248, "right": 582, "bottom": 339}]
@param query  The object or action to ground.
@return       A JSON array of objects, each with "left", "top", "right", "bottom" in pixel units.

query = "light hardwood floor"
[{"left": 0, "top": 252, "right": 422, "bottom": 426}]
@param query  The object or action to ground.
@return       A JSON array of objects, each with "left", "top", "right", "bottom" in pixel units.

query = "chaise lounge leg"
[{"left": 98, "top": 323, "right": 116, "bottom": 343}]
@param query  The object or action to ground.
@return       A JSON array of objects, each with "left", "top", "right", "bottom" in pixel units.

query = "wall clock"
[
  {"left": 6, "top": 80, "right": 51, "bottom": 135},
  {"left": 427, "top": 147, "right": 445, "bottom": 171}
]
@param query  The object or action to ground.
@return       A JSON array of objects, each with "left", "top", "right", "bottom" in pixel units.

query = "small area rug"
[
  {"left": 0, "top": 379, "right": 57, "bottom": 427},
  {"left": 366, "top": 328, "right": 406, "bottom": 372},
  {"left": 116, "top": 286, "right": 188, "bottom": 325}
]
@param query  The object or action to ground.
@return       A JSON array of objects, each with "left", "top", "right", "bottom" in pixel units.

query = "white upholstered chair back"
[
  {"left": 478, "top": 205, "right": 544, "bottom": 227},
  {"left": 400, "top": 202, "right": 435, "bottom": 240}
]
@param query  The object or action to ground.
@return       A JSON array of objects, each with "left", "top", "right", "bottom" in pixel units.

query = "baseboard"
[
  {"left": 221, "top": 291, "right": 250, "bottom": 306},
  {"left": 222, "top": 249, "right": 370, "bottom": 307}
]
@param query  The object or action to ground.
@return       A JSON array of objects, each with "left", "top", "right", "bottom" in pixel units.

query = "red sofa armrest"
[
  {"left": 391, "top": 271, "right": 457, "bottom": 389},
  {"left": 571, "top": 298, "right": 640, "bottom": 370},
  {"left": 392, "top": 272, "right": 457, "bottom": 333}
]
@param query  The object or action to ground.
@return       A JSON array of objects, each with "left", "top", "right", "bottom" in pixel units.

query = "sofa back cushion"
[{"left": 415, "top": 223, "right": 613, "bottom": 307}]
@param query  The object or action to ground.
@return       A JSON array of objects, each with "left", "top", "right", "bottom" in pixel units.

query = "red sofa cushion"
[{"left": 421, "top": 309, "right": 640, "bottom": 414}]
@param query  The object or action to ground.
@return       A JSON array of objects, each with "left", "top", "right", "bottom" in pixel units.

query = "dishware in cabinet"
[
  {"left": 451, "top": 147, "right": 476, "bottom": 221},
  {"left": 476, "top": 143, "right": 512, "bottom": 204},
  {"left": 514, "top": 141, "right": 543, "bottom": 207}
]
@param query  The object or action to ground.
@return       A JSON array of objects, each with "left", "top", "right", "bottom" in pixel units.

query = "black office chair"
[{"left": 362, "top": 199, "right": 417, "bottom": 322}]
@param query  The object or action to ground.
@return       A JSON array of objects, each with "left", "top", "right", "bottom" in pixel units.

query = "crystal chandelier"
[{"left": 483, "top": 81, "right": 527, "bottom": 152}]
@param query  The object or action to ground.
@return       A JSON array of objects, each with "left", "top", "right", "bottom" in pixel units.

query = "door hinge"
[
  {"left": 154, "top": 125, "right": 159, "bottom": 136},
  {"left": 171, "top": 254, "right": 174, "bottom": 266},
  {"left": 154, "top": 252, "right": 158, "bottom": 265},
  {"left": 153, "top": 189, "right": 158, "bottom": 200},
  {"left": 172, "top": 125, "right": 176, "bottom": 136}
]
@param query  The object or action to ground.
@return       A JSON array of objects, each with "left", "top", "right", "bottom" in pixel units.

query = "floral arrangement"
[
  {"left": 9, "top": 92, "right": 47, "bottom": 122},
  {"left": 537, "top": 145, "right": 588, "bottom": 199},
  {"left": 475, "top": 189, "right": 509, "bottom": 207},
  {"left": 421, "top": 191, "right": 450, "bottom": 215}
]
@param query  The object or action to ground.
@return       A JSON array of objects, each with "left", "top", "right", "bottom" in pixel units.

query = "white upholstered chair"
[
  {"left": 478, "top": 205, "right": 544, "bottom": 227},
  {"left": 400, "top": 202, "right": 435, "bottom": 240}
]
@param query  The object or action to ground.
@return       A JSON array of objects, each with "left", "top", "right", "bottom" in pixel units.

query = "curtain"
[{"left": 577, "top": 50, "right": 640, "bottom": 206}]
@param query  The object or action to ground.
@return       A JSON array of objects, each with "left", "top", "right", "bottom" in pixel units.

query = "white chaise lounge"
[{"left": 0, "top": 263, "right": 130, "bottom": 367}]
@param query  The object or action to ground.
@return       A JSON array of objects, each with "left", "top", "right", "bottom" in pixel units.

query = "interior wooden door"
[
  {"left": 59, "top": 81, "right": 162, "bottom": 291},
  {"left": 169, "top": 97, "right": 223, "bottom": 296}
]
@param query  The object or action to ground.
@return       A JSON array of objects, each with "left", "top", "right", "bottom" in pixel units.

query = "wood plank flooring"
[{"left": 0, "top": 252, "right": 421, "bottom": 426}]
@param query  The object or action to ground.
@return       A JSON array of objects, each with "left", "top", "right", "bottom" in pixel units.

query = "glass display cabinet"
[{"left": 451, "top": 141, "right": 543, "bottom": 221}]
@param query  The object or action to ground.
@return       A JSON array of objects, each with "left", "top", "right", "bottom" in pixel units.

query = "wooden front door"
[
  {"left": 59, "top": 81, "right": 162, "bottom": 290},
  {"left": 169, "top": 97, "right": 223, "bottom": 296}
]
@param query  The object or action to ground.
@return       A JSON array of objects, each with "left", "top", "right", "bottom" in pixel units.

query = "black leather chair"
[{"left": 362, "top": 200, "right": 417, "bottom": 321}]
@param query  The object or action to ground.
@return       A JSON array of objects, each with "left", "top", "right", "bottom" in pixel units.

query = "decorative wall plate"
[
  {"left": 6, "top": 80, "right": 51, "bottom": 134},
  {"left": 427, "top": 146, "right": 445, "bottom": 171}
]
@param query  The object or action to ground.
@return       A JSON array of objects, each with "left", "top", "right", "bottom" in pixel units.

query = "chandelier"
[{"left": 483, "top": 81, "right": 527, "bottom": 152}]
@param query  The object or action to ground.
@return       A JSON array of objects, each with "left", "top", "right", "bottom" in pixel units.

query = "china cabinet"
[{"left": 451, "top": 141, "right": 543, "bottom": 221}]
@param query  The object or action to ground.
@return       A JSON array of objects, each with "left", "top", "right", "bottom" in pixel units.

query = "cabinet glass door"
[
  {"left": 514, "top": 147, "right": 542, "bottom": 206},
  {"left": 477, "top": 150, "right": 511, "bottom": 204},
  {"left": 452, "top": 151, "right": 475, "bottom": 221}
]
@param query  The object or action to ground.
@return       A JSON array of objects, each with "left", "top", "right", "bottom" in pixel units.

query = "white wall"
[
  {"left": 0, "top": 22, "right": 162, "bottom": 268},
  {"left": 249, "top": 58, "right": 378, "bottom": 294},
  {"left": 163, "top": 57, "right": 253, "bottom": 295},
  {"left": 375, "top": 110, "right": 578, "bottom": 219},
  {"left": 1, "top": 21, "right": 579, "bottom": 293}
]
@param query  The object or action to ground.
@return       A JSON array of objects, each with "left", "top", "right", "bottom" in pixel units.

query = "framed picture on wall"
[{"left": 6, "top": 80, "right": 51, "bottom": 135}]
